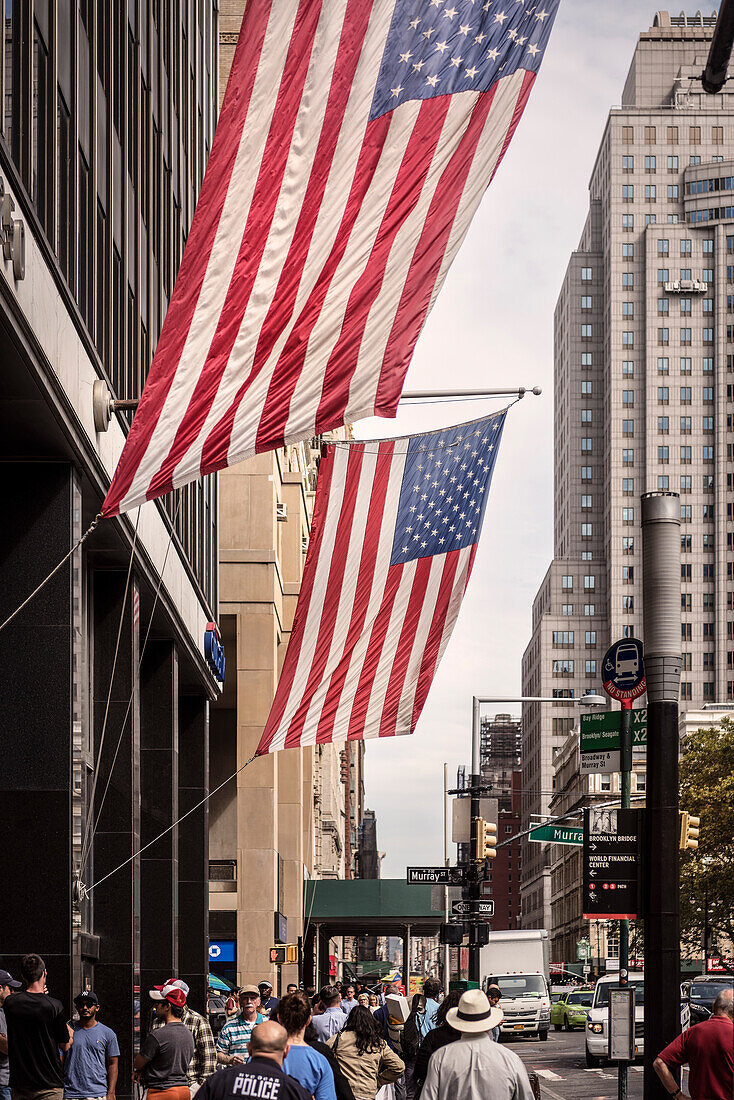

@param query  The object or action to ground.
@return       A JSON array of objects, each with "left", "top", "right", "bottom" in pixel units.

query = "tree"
[{"left": 679, "top": 719, "right": 734, "bottom": 955}]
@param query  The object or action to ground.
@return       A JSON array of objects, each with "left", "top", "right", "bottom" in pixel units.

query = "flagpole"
[{"left": 400, "top": 387, "right": 542, "bottom": 400}]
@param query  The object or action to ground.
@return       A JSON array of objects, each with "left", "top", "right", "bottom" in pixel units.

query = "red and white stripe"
[
  {"left": 256, "top": 438, "right": 478, "bottom": 755},
  {"left": 103, "top": 0, "right": 536, "bottom": 517}
]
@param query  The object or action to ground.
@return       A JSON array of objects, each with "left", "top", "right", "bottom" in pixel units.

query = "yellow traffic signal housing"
[
  {"left": 679, "top": 811, "right": 700, "bottom": 851},
  {"left": 473, "top": 817, "right": 498, "bottom": 860},
  {"left": 270, "top": 944, "right": 299, "bottom": 965}
]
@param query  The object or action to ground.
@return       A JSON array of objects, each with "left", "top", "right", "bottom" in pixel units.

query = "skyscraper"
[
  {"left": 522, "top": 10, "right": 733, "bottom": 930},
  {"left": 480, "top": 713, "right": 522, "bottom": 812}
]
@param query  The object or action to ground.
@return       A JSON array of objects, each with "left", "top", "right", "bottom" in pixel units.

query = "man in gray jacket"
[{"left": 421, "top": 990, "right": 534, "bottom": 1100}]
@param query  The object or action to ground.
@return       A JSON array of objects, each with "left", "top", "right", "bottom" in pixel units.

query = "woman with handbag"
[{"left": 327, "top": 1007, "right": 404, "bottom": 1100}]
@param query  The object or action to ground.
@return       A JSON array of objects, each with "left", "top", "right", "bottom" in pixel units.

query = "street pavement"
[{"left": 505, "top": 1029, "right": 644, "bottom": 1100}]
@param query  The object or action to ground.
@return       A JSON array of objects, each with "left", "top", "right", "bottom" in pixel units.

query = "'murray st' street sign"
[
  {"left": 529, "top": 824, "right": 584, "bottom": 846},
  {"left": 407, "top": 866, "right": 466, "bottom": 885}
]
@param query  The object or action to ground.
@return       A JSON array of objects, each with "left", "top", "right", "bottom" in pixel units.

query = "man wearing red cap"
[
  {"left": 134, "top": 985, "right": 195, "bottom": 1100},
  {"left": 150, "top": 982, "right": 215, "bottom": 1094}
]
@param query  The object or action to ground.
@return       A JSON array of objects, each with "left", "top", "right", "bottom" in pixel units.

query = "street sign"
[
  {"left": 407, "top": 866, "right": 466, "bottom": 885},
  {"left": 451, "top": 899, "right": 495, "bottom": 917},
  {"left": 580, "top": 710, "right": 648, "bottom": 773},
  {"left": 583, "top": 807, "right": 642, "bottom": 920},
  {"left": 601, "top": 638, "right": 646, "bottom": 702},
  {"left": 529, "top": 823, "right": 584, "bottom": 846},
  {"left": 576, "top": 940, "right": 591, "bottom": 961}
]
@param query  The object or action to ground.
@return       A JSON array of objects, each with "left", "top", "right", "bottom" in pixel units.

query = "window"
[
  {"left": 623, "top": 331, "right": 634, "bottom": 347},
  {"left": 623, "top": 301, "right": 634, "bottom": 317},
  {"left": 658, "top": 446, "right": 669, "bottom": 463},
  {"left": 584, "top": 575, "right": 595, "bottom": 590},
  {"left": 658, "top": 239, "right": 669, "bottom": 255},
  {"left": 704, "top": 328, "right": 714, "bottom": 344},
  {"left": 658, "top": 356, "right": 669, "bottom": 373},
  {"left": 581, "top": 466, "right": 592, "bottom": 480},
  {"left": 623, "top": 596, "right": 634, "bottom": 613},
  {"left": 681, "top": 534, "right": 692, "bottom": 552},
  {"left": 681, "top": 238, "right": 692, "bottom": 255},
  {"left": 582, "top": 551, "right": 592, "bottom": 561},
  {"left": 659, "top": 327, "right": 669, "bottom": 345},
  {"left": 581, "top": 494, "right": 592, "bottom": 509},
  {"left": 668, "top": 155, "right": 678, "bottom": 171},
  {"left": 658, "top": 298, "right": 669, "bottom": 314},
  {"left": 681, "top": 593, "right": 692, "bottom": 612},
  {"left": 645, "top": 125, "right": 656, "bottom": 144},
  {"left": 582, "top": 295, "right": 592, "bottom": 309},
  {"left": 658, "top": 387, "right": 669, "bottom": 404},
  {"left": 584, "top": 604, "right": 596, "bottom": 616},
  {"left": 681, "top": 357, "right": 692, "bottom": 374},
  {"left": 622, "top": 272, "right": 634, "bottom": 288},
  {"left": 581, "top": 438, "right": 592, "bottom": 452},
  {"left": 668, "top": 184, "right": 679, "bottom": 200},
  {"left": 581, "top": 267, "right": 592, "bottom": 281},
  {"left": 585, "top": 630, "right": 596, "bottom": 646},
  {"left": 703, "top": 417, "right": 714, "bottom": 433},
  {"left": 562, "top": 576, "right": 573, "bottom": 591},
  {"left": 668, "top": 126, "right": 678, "bottom": 144},
  {"left": 645, "top": 184, "right": 656, "bottom": 201},
  {"left": 680, "top": 475, "right": 692, "bottom": 493},
  {"left": 690, "top": 155, "right": 701, "bottom": 166},
  {"left": 703, "top": 387, "right": 714, "bottom": 403},
  {"left": 581, "top": 409, "right": 592, "bottom": 422},
  {"left": 622, "top": 125, "right": 634, "bottom": 144},
  {"left": 704, "top": 563, "right": 715, "bottom": 580},
  {"left": 681, "top": 445, "right": 692, "bottom": 463},
  {"left": 581, "top": 380, "right": 592, "bottom": 395},
  {"left": 623, "top": 390, "right": 634, "bottom": 406},
  {"left": 658, "top": 475, "right": 669, "bottom": 490},
  {"left": 705, "top": 475, "right": 714, "bottom": 492},
  {"left": 658, "top": 417, "right": 670, "bottom": 433},
  {"left": 562, "top": 604, "right": 573, "bottom": 616},
  {"left": 622, "top": 214, "right": 634, "bottom": 232},
  {"left": 622, "top": 478, "right": 634, "bottom": 493},
  {"left": 582, "top": 352, "right": 592, "bottom": 366},
  {"left": 681, "top": 387, "right": 692, "bottom": 404},
  {"left": 622, "top": 155, "right": 634, "bottom": 172},
  {"left": 622, "top": 566, "right": 634, "bottom": 584},
  {"left": 622, "top": 360, "right": 635, "bottom": 376},
  {"left": 581, "top": 523, "right": 593, "bottom": 539},
  {"left": 680, "top": 298, "right": 691, "bottom": 314},
  {"left": 553, "top": 660, "right": 574, "bottom": 676},
  {"left": 645, "top": 154, "right": 656, "bottom": 171},
  {"left": 623, "top": 243, "right": 634, "bottom": 259},
  {"left": 703, "top": 357, "right": 713, "bottom": 372},
  {"left": 623, "top": 537, "right": 634, "bottom": 554},
  {"left": 703, "top": 445, "right": 714, "bottom": 461},
  {"left": 623, "top": 420, "right": 634, "bottom": 436},
  {"left": 681, "top": 680, "right": 692, "bottom": 698},
  {"left": 690, "top": 126, "right": 701, "bottom": 145},
  {"left": 703, "top": 238, "right": 714, "bottom": 253},
  {"left": 581, "top": 324, "right": 592, "bottom": 339},
  {"left": 704, "top": 622, "right": 715, "bottom": 638},
  {"left": 681, "top": 504, "right": 692, "bottom": 522},
  {"left": 713, "top": 125, "right": 724, "bottom": 144},
  {"left": 658, "top": 268, "right": 669, "bottom": 283},
  {"left": 680, "top": 268, "right": 692, "bottom": 280},
  {"left": 552, "top": 631, "right": 574, "bottom": 646},
  {"left": 703, "top": 298, "right": 713, "bottom": 313},
  {"left": 681, "top": 416, "right": 691, "bottom": 434},
  {"left": 680, "top": 327, "right": 692, "bottom": 346},
  {"left": 622, "top": 449, "right": 634, "bottom": 466},
  {"left": 622, "top": 184, "right": 634, "bottom": 202},
  {"left": 681, "top": 563, "right": 692, "bottom": 583},
  {"left": 622, "top": 507, "right": 634, "bottom": 524},
  {"left": 623, "top": 626, "right": 634, "bottom": 639},
  {"left": 704, "top": 595, "right": 715, "bottom": 614},
  {"left": 586, "top": 660, "right": 597, "bottom": 675}
]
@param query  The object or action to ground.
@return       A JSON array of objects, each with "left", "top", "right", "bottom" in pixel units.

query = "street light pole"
[
  {"left": 702, "top": 0, "right": 734, "bottom": 93},
  {"left": 641, "top": 493, "right": 682, "bottom": 1100}
]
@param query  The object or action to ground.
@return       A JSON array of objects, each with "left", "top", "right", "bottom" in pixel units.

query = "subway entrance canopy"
[{"left": 305, "top": 879, "right": 445, "bottom": 937}]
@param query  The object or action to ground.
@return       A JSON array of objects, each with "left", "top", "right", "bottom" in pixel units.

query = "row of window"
[
  {"left": 622, "top": 213, "right": 680, "bottom": 229},
  {"left": 656, "top": 328, "right": 713, "bottom": 345},
  {"left": 622, "top": 154, "right": 705, "bottom": 172},
  {"left": 620, "top": 124, "right": 723, "bottom": 145},
  {"left": 682, "top": 683, "right": 716, "bottom": 700},
  {"left": 560, "top": 604, "right": 597, "bottom": 616},
  {"left": 622, "top": 388, "right": 716, "bottom": 403},
  {"left": 655, "top": 357, "right": 713, "bottom": 373},
  {"left": 656, "top": 298, "right": 713, "bottom": 314},
  {"left": 688, "top": 207, "right": 734, "bottom": 224},
  {"left": 621, "top": 183, "right": 679, "bottom": 201},
  {"left": 656, "top": 268, "right": 712, "bottom": 282},
  {"left": 658, "top": 238, "right": 711, "bottom": 255},
  {"left": 686, "top": 175, "right": 734, "bottom": 195},
  {"left": 681, "top": 593, "right": 717, "bottom": 611},
  {"left": 681, "top": 563, "right": 716, "bottom": 579},
  {"left": 561, "top": 576, "right": 596, "bottom": 591}
]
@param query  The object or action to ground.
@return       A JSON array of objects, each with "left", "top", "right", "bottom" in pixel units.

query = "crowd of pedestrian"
[{"left": 1, "top": 957, "right": 730, "bottom": 1100}]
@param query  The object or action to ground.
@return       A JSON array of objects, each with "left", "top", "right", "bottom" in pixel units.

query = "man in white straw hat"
[{"left": 421, "top": 989, "right": 534, "bottom": 1100}]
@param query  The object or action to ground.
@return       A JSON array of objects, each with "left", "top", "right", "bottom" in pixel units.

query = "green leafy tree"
[{"left": 679, "top": 719, "right": 734, "bottom": 954}]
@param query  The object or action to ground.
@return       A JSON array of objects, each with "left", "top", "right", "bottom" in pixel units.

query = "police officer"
[{"left": 195, "top": 1022, "right": 310, "bottom": 1100}]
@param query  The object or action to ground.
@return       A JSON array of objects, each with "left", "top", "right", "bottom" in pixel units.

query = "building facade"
[
  {"left": 0, "top": 2, "right": 219, "bottom": 1092},
  {"left": 522, "top": 9, "right": 734, "bottom": 931},
  {"left": 480, "top": 713, "right": 522, "bottom": 812}
]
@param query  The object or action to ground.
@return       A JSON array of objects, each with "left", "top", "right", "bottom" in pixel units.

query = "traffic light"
[
  {"left": 679, "top": 811, "right": 700, "bottom": 851},
  {"left": 473, "top": 817, "right": 498, "bottom": 860},
  {"left": 270, "top": 944, "right": 299, "bottom": 964},
  {"left": 439, "top": 923, "right": 464, "bottom": 945}
]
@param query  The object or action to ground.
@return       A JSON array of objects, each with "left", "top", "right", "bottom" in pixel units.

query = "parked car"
[
  {"left": 551, "top": 988, "right": 593, "bottom": 1031},
  {"left": 685, "top": 975, "right": 734, "bottom": 1025},
  {"left": 586, "top": 973, "right": 689, "bottom": 1068}
]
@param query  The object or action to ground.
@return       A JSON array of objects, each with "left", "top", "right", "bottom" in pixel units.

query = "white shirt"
[{"left": 421, "top": 1032, "right": 535, "bottom": 1100}]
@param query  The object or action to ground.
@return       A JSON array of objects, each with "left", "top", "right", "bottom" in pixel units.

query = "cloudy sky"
[{"left": 358, "top": 1, "right": 718, "bottom": 877}]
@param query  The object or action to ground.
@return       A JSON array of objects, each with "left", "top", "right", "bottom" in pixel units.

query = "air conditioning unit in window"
[{"left": 276, "top": 502, "right": 288, "bottom": 521}]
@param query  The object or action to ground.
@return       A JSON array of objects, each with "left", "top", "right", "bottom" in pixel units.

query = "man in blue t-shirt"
[{"left": 64, "top": 992, "right": 120, "bottom": 1100}]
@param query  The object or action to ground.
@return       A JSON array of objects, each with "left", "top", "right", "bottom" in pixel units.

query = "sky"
[{"left": 359, "top": 1, "right": 718, "bottom": 878}]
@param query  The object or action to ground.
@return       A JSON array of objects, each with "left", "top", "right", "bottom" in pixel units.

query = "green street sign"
[
  {"left": 580, "top": 708, "right": 647, "bottom": 753},
  {"left": 529, "top": 824, "right": 584, "bottom": 846},
  {"left": 577, "top": 941, "right": 591, "bottom": 960}
]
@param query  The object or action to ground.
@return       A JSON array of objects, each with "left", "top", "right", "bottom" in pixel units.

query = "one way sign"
[{"left": 451, "top": 900, "right": 495, "bottom": 917}]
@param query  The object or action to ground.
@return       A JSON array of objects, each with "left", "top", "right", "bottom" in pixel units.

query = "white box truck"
[{"left": 480, "top": 930, "right": 551, "bottom": 1041}]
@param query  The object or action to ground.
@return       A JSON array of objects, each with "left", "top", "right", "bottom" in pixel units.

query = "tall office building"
[
  {"left": 522, "top": 10, "right": 734, "bottom": 930},
  {"left": 480, "top": 713, "right": 522, "bottom": 812},
  {"left": 0, "top": 2, "right": 219, "bottom": 1091}
]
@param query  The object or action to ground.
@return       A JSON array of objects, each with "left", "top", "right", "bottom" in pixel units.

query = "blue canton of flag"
[
  {"left": 390, "top": 411, "right": 506, "bottom": 565},
  {"left": 371, "top": 0, "right": 560, "bottom": 120}
]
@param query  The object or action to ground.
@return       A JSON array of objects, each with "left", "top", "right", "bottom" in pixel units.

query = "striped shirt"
[{"left": 215, "top": 1014, "right": 265, "bottom": 1058}]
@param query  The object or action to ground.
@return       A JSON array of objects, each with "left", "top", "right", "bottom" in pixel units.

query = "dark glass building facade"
[{"left": 0, "top": 2, "right": 219, "bottom": 1088}]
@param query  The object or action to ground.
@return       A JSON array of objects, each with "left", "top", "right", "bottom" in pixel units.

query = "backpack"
[{"left": 401, "top": 1011, "right": 422, "bottom": 1059}]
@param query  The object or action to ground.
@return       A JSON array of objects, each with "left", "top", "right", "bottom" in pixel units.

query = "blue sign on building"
[
  {"left": 205, "top": 622, "right": 226, "bottom": 683},
  {"left": 209, "top": 940, "right": 236, "bottom": 963}
]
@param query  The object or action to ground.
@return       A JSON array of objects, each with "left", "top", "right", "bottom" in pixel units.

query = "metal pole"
[
  {"left": 469, "top": 697, "right": 482, "bottom": 986},
  {"left": 702, "top": 0, "right": 734, "bottom": 93},
  {"left": 641, "top": 493, "right": 682, "bottom": 1100},
  {"left": 618, "top": 699, "right": 633, "bottom": 1100},
  {"left": 400, "top": 387, "right": 542, "bottom": 400},
  {"left": 444, "top": 762, "right": 450, "bottom": 988}
]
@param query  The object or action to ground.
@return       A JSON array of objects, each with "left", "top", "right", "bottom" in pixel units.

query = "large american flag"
[
  {"left": 256, "top": 411, "right": 506, "bottom": 754},
  {"left": 102, "top": 0, "right": 557, "bottom": 517}
]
